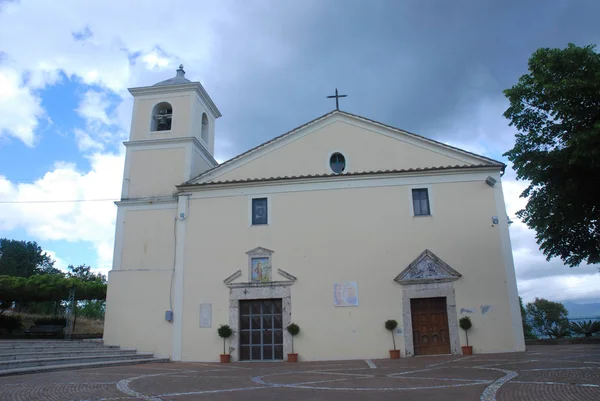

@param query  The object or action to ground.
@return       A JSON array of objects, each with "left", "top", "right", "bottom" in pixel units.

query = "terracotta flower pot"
[
  {"left": 220, "top": 354, "right": 231, "bottom": 363},
  {"left": 461, "top": 346, "right": 473, "bottom": 355},
  {"left": 287, "top": 353, "right": 298, "bottom": 362},
  {"left": 389, "top": 349, "right": 400, "bottom": 359}
]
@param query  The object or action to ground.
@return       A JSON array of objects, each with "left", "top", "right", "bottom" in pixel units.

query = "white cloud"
[
  {"left": 76, "top": 90, "right": 112, "bottom": 126},
  {"left": 0, "top": 67, "right": 44, "bottom": 146},
  {"left": 142, "top": 50, "right": 170, "bottom": 69},
  {"left": 0, "top": 152, "right": 124, "bottom": 270},
  {"left": 74, "top": 129, "right": 104, "bottom": 152}
]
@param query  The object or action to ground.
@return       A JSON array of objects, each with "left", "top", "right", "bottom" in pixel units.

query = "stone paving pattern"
[{"left": 0, "top": 345, "right": 599, "bottom": 400}]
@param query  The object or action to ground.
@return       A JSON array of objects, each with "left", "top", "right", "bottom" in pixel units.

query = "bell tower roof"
[{"left": 153, "top": 64, "right": 191, "bottom": 86}]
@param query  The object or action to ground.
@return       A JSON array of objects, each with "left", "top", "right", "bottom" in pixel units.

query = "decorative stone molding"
[
  {"left": 395, "top": 249, "right": 462, "bottom": 285},
  {"left": 395, "top": 250, "right": 462, "bottom": 357},
  {"left": 228, "top": 284, "right": 292, "bottom": 362},
  {"left": 246, "top": 246, "right": 274, "bottom": 255},
  {"left": 223, "top": 270, "right": 242, "bottom": 285},
  {"left": 226, "top": 280, "right": 294, "bottom": 289},
  {"left": 401, "top": 282, "right": 461, "bottom": 357},
  {"left": 277, "top": 268, "right": 297, "bottom": 282}
]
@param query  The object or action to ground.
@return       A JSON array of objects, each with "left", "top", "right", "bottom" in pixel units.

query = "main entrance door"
[
  {"left": 410, "top": 297, "right": 451, "bottom": 356},
  {"left": 239, "top": 299, "right": 283, "bottom": 361}
]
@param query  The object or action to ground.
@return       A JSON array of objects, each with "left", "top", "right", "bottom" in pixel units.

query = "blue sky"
[{"left": 0, "top": 0, "right": 599, "bottom": 303}]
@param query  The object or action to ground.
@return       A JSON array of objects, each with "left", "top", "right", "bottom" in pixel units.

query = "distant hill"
[{"left": 563, "top": 302, "right": 600, "bottom": 319}]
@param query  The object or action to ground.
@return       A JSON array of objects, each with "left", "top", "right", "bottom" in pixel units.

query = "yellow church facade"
[{"left": 103, "top": 66, "right": 525, "bottom": 362}]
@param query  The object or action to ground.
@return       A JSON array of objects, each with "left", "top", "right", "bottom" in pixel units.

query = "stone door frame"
[
  {"left": 227, "top": 283, "right": 292, "bottom": 362},
  {"left": 401, "top": 282, "right": 461, "bottom": 357}
]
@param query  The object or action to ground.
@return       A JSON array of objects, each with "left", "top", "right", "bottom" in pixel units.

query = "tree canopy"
[
  {"left": 503, "top": 43, "right": 600, "bottom": 267},
  {"left": 0, "top": 238, "right": 60, "bottom": 277},
  {"left": 0, "top": 238, "right": 107, "bottom": 310},
  {"left": 526, "top": 298, "right": 569, "bottom": 338}
]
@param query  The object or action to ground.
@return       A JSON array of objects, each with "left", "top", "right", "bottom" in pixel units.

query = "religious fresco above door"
[{"left": 250, "top": 257, "right": 271, "bottom": 282}]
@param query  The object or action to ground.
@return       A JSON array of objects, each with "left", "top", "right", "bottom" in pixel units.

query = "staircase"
[{"left": 0, "top": 340, "right": 169, "bottom": 376}]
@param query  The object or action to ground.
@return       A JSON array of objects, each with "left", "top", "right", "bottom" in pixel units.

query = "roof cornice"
[
  {"left": 124, "top": 136, "right": 218, "bottom": 167},
  {"left": 177, "top": 164, "right": 501, "bottom": 191},
  {"left": 128, "top": 82, "right": 222, "bottom": 118},
  {"left": 186, "top": 110, "right": 505, "bottom": 185}
]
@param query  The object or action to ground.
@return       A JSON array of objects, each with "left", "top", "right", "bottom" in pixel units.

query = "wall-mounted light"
[{"left": 486, "top": 176, "right": 497, "bottom": 187}]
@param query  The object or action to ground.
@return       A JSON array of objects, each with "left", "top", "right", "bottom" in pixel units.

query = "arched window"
[
  {"left": 201, "top": 113, "right": 209, "bottom": 143},
  {"left": 151, "top": 102, "right": 173, "bottom": 131}
]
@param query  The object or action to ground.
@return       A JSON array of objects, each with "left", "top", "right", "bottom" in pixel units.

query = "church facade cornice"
[
  {"left": 186, "top": 110, "right": 504, "bottom": 185},
  {"left": 128, "top": 82, "right": 222, "bottom": 118},
  {"left": 124, "top": 136, "right": 218, "bottom": 167},
  {"left": 177, "top": 164, "right": 500, "bottom": 192}
]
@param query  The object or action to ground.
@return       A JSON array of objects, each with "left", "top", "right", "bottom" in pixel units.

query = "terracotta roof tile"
[{"left": 178, "top": 164, "right": 499, "bottom": 188}]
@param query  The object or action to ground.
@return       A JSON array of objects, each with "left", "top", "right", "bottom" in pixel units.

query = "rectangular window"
[
  {"left": 412, "top": 188, "right": 430, "bottom": 216},
  {"left": 252, "top": 198, "right": 268, "bottom": 225}
]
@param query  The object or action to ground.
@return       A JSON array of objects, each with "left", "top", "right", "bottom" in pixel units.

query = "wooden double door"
[
  {"left": 239, "top": 299, "right": 284, "bottom": 361},
  {"left": 411, "top": 297, "right": 451, "bottom": 356}
]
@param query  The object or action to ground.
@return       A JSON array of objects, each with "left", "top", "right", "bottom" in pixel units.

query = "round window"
[{"left": 329, "top": 152, "right": 346, "bottom": 174}]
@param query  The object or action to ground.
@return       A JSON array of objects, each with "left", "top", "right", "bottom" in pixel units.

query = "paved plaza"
[{"left": 1, "top": 345, "right": 599, "bottom": 401}]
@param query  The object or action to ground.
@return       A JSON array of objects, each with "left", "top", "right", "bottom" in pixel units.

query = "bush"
[
  {"left": 385, "top": 319, "right": 398, "bottom": 331},
  {"left": 0, "top": 315, "right": 23, "bottom": 334},
  {"left": 385, "top": 319, "right": 398, "bottom": 350},
  {"left": 547, "top": 322, "right": 571, "bottom": 339},
  {"left": 459, "top": 316, "right": 473, "bottom": 347},
  {"left": 459, "top": 316, "right": 472, "bottom": 331},
  {"left": 34, "top": 317, "right": 67, "bottom": 327},
  {"left": 287, "top": 323, "right": 300, "bottom": 354},
  {"left": 570, "top": 320, "right": 600, "bottom": 338},
  {"left": 287, "top": 323, "right": 300, "bottom": 336},
  {"left": 217, "top": 324, "right": 233, "bottom": 355}
]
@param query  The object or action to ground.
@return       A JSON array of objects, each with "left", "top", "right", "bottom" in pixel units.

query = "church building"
[{"left": 104, "top": 66, "right": 526, "bottom": 361}]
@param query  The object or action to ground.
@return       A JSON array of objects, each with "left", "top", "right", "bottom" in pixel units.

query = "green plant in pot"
[
  {"left": 287, "top": 323, "right": 300, "bottom": 362},
  {"left": 385, "top": 319, "right": 400, "bottom": 359},
  {"left": 217, "top": 324, "right": 233, "bottom": 363},
  {"left": 459, "top": 316, "right": 473, "bottom": 355}
]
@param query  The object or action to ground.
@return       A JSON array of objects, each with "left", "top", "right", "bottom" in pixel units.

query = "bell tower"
[{"left": 122, "top": 65, "right": 221, "bottom": 199}]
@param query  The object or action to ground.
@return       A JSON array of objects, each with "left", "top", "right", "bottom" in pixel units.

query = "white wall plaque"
[
  {"left": 333, "top": 282, "right": 359, "bottom": 307},
  {"left": 199, "top": 303, "right": 212, "bottom": 328}
]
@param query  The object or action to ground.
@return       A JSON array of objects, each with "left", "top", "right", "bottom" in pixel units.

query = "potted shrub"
[
  {"left": 385, "top": 319, "right": 400, "bottom": 359},
  {"left": 217, "top": 324, "right": 233, "bottom": 363},
  {"left": 287, "top": 323, "right": 300, "bottom": 362},
  {"left": 459, "top": 316, "right": 473, "bottom": 355}
]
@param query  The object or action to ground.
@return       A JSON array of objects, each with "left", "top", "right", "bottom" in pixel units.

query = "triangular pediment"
[
  {"left": 395, "top": 249, "right": 462, "bottom": 285},
  {"left": 184, "top": 111, "right": 503, "bottom": 186},
  {"left": 246, "top": 247, "right": 274, "bottom": 255}
]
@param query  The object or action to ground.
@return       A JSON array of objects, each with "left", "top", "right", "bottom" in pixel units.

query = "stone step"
[
  {"left": 0, "top": 353, "right": 155, "bottom": 371},
  {"left": 0, "top": 349, "right": 137, "bottom": 361},
  {"left": 0, "top": 341, "right": 111, "bottom": 350},
  {"left": 0, "top": 357, "right": 169, "bottom": 377}
]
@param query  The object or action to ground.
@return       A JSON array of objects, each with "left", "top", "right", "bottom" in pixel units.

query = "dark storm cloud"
[{"left": 195, "top": 0, "right": 600, "bottom": 161}]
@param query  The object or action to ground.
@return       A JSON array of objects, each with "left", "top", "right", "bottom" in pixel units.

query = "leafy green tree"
[
  {"left": 78, "top": 300, "right": 105, "bottom": 320},
  {"left": 503, "top": 44, "right": 600, "bottom": 267},
  {"left": 526, "top": 298, "right": 569, "bottom": 338},
  {"left": 519, "top": 297, "right": 537, "bottom": 339},
  {"left": 0, "top": 238, "right": 57, "bottom": 277},
  {"left": 67, "top": 264, "right": 106, "bottom": 284}
]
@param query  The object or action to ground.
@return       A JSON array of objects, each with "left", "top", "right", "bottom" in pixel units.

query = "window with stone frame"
[{"left": 412, "top": 188, "right": 430, "bottom": 216}]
